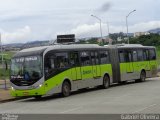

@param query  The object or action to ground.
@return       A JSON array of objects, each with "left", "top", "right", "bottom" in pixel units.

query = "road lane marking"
[
  {"left": 134, "top": 104, "right": 157, "bottom": 113},
  {"left": 60, "top": 106, "right": 83, "bottom": 113}
]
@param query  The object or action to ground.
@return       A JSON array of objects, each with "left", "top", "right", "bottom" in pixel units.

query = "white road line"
[
  {"left": 60, "top": 106, "right": 83, "bottom": 113},
  {"left": 134, "top": 104, "right": 157, "bottom": 113}
]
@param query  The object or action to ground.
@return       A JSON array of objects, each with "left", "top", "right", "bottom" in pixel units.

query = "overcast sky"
[{"left": 0, "top": 0, "right": 159, "bottom": 44}]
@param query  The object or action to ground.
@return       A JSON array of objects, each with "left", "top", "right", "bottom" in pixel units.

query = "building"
[{"left": 134, "top": 32, "right": 150, "bottom": 37}]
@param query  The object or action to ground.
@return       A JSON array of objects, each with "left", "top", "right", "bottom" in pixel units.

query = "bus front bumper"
[{"left": 10, "top": 86, "right": 45, "bottom": 97}]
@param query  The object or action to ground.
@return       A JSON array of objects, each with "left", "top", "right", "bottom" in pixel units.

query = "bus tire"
[
  {"left": 62, "top": 81, "right": 71, "bottom": 97},
  {"left": 136, "top": 70, "right": 146, "bottom": 82},
  {"left": 140, "top": 70, "right": 146, "bottom": 82},
  {"left": 102, "top": 75, "right": 110, "bottom": 89}
]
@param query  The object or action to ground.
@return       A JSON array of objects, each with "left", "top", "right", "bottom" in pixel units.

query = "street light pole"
[
  {"left": 126, "top": 9, "right": 136, "bottom": 44},
  {"left": 91, "top": 15, "right": 104, "bottom": 45},
  {"left": 0, "top": 33, "right": 3, "bottom": 64},
  {"left": 107, "top": 21, "right": 110, "bottom": 37}
]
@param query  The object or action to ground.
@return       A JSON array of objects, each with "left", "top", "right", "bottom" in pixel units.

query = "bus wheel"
[
  {"left": 140, "top": 71, "right": 146, "bottom": 82},
  {"left": 62, "top": 81, "right": 71, "bottom": 97},
  {"left": 102, "top": 75, "right": 110, "bottom": 89}
]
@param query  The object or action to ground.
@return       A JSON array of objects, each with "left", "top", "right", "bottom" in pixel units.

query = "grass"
[
  {"left": 0, "top": 68, "right": 10, "bottom": 80},
  {"left": 0, "top": 51, "right": 16, "bottom": 61},
  {"left": 0, "top": 51, "right": 16, "bottom": 80},
  {"left": 157, "top": 46, "right": 160, "bottom": 67}
]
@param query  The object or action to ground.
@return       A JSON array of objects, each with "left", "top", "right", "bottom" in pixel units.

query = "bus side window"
[
  {"left": 149, "top": 49, "right": 156, "bottom": 60},
  {"left": 143, "top": 50, "right": 148, "bottom": 61},
  {"left": 80, "top": 51, "right": 91, "bottom": 66},
  {"left": 126, "top": 51, "right": 132, "bottom": 62},
  {"left": 137, "top": 50, "right": 144, "bottom": 61},
  {"left": 44, "top": 54, "right": 55, "bottom": 76},
  {"left": 69, "top": 52, "right": 80, "bottom": 66},
  {"left": 132, "top": 50, "right": 138, "bottom": 62},
  {"left": 91, "top": 51, "right": 99, "bottom": 65},
  {"left": 100, "top": 51, "right": 110, "bottom": 64},
  {"left": 91, "top": 52, "right": 96, "bottom": 65},
  {"left": 119, "top": 50, "right": 125, "bottom": 63},
  {"left": 56, "top": 52, "right": 70, "bottom": 68}
]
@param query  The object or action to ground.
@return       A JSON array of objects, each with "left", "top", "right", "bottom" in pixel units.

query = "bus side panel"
[
  {"left": 100, "top": 64, "right": 112, "bottom": 82},
  {"left": 150, "top": 60, "right": 158, "bottom": 77},
  {"left": 44, "top": 69, "right": 72, "bottom": 96},
  {"left": 119, "top": 63, "right": 127, "bottom": 81},
  {"left": 132, "top": 61, "right": 145, "bottom": 79}
]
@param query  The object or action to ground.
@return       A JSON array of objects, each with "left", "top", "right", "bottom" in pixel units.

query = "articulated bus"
[{"left": 10, "top": 44, "right": 157, "bottom": 98}]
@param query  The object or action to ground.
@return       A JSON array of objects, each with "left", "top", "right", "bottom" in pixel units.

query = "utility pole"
[
  {"left": 0, "top": 33, "right": 2, "bottom": 64},
  {"left": 0, "top": 33, "right": 7, "bottom": 89},
  {"left": 91, "top": 15, "right": 104, "bottom": 45},
  {"left": 126, "top": 9, "right": 136, "bottom": 44},
  {"left": 0, "top": 33, "right": 3, "bottom": 69}
]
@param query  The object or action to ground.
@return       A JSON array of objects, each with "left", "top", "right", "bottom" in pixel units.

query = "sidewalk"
[
  {"left": 0, "top": 80, "right": 15, "bottom": 103},
  {"left": 0, "top": 89, "right": 16, "bottom": 103}
]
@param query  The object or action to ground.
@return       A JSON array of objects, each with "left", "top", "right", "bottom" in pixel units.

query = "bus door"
[
  {"left": 144, "top": 50, "right": 151, "bottom": 71},
  {"left": 91, "top": 51, "right": 101, "bottom": 78},
  {"left": 126, "top": 50, "right": 134, "bottom": 73},
  {"left": 70, "top": 52, "right": 82, "bottom": 80},
  {"left": 80, "top": 51, "right": 93, "bottom": 80},
  {"left": 149, "top": 49, "right": 157, "bottom": 77}
]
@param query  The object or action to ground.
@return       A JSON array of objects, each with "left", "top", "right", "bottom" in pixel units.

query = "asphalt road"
[{"left": 0, "top": 77, "right": 160, "bottom": 114}]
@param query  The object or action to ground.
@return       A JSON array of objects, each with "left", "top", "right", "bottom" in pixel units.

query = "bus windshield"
[{"left": 11, "top": 56, "right": 42, "bottom": 81}]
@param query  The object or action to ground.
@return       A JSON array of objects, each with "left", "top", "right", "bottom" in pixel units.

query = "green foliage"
[
  {"left": 156, "top": 46, "right": 160, "bottom": 66},
  {"left": 0, "top": 51, "right": 15, "bottom": 79},
  {"left": 0, "top": 68, "right": 10, "bottom": 79},
  {"left": 129, "top": 33, "right": 160, "bottom": 46}
]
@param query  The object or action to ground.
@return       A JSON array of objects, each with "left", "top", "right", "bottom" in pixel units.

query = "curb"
[{"left": 0, "top": 97, "right": 28, "bottom": 104}]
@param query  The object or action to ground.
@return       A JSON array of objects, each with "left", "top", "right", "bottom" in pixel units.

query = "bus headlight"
[
  {"left": 39, "top": 84, "right": 42, "bottom": 88},
  {"left": 11, "top": 87, "right": 15, "bottom": 90}
]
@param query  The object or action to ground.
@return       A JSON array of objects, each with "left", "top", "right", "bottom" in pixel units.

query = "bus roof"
[
  {"left": 13, "top": 44, "right": 103, "bottom": 58},
  {"left": 105, "top": 44, "right": 155, "bottom": 49},
  {"left": 13, "top": 44, "right": 156, "bottom": 58}
]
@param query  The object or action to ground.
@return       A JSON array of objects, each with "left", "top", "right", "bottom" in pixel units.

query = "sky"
[{"left": 0, "top": 0, "right": 159, "bottom": 44}]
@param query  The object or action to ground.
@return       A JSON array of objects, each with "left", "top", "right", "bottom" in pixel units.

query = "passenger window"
[
  {"left": 91, "top": 52, "right": 99, "bottom": 65},
  {"left": 69, "top": 52, "right": 80, "bottom": 66},
  {"left": 100, "top": 51, "right": 110, "bottom": 64},
  {"left": 80, "top": 51, "right": 91, "bottom": 66},
  {"left": 119, "top": 50, "right": 125, "bottom": 63},
  {"left": 137, "top": 50, "right": 143, "bottom": 61},
  {"left": 149, "top": 49, "right": 156, "bottom": 60},
  {"left": 132, "top": 50, "right": 138, "bottom": 62},
  {"left": 55, "top": 53, "right": 70, "bottom": 68},
  {"left": 143, "top": 50, "right": 148, "bottom": 61},
  {"left": 126, "top": 51, "right": 132, "bottom": 62},
  {"left": 119, "top": 50, "right": 132, "bottom": 62}
]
